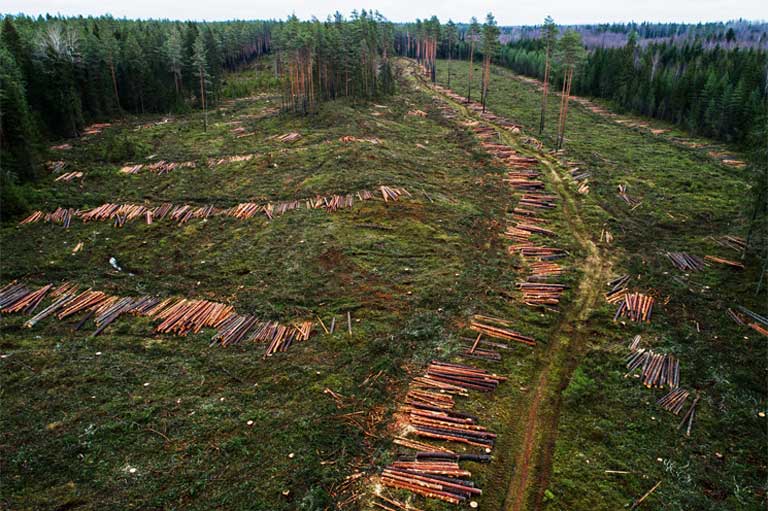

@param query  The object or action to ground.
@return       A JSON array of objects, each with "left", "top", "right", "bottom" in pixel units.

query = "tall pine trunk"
[
  {"left": 198, "top": 67, "right": 207, "bottom": 131},
  {"left": 467, "top": 42, "right": 475, "bottom": 101},
  {"left": 539, "top": 45, "right": 551, "bottom": 134}
]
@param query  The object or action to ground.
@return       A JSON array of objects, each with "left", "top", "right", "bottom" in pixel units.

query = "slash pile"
[
  {"left": 379, "top": 360, "right": 505, "bottom": 505},
  {"left": 207, "top": 154, "right": 256, "bottom": 167},
  {"left": 18, "top": 187, "right": 411, "bottom": 230},
  {"left": 0, "top": 281, "right": 313, "bottom": 355}
]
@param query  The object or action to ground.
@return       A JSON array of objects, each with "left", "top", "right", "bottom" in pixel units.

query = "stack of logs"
[
  {"left": 665, "top": 251, "right": 706, "bottom": 272},
  {"left": 18, "top": 187, "right": 410, "bottom": 229},
  {"left": 379, "top": 360, "right": 505, "bottom": 505},
  {"left": 0, "top": 280, "right": 313, "bottom": 355},
  {"left": 119, "top": 160, "right": 197, "bottom": 175},
  {"left": 613, "top": 292, "right": 655, "bottom": 323},
  {"left": 54, "top": 171, "right": 83, "bottom": 183},
  {"left": 625, "top": 348, "right": 680, "bottom": 388}
]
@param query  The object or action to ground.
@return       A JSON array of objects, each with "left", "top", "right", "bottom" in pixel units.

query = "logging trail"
[{"left": 409, "top": 60, "right": 613, "bottom": 511}]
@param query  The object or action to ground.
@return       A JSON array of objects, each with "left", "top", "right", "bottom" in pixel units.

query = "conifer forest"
[{"left": 1, "top": 7, "right": 766, "bottom": 511}]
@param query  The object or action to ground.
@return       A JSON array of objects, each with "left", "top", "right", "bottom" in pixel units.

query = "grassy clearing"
[
  {"left": 1, "top": 62, "right": 569, "bottom": 510},
  {"left": 435, "top": 59, "right": 766, "bottom": 510}
]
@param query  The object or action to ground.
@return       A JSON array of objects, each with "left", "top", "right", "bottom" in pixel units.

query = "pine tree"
[
  {"left": 555, "top": 29, "right": 586, "bottom": 149},
  {"left": 191, "top": 33, "right": 210, "bottom": 130},
  {"left": 539, "top": 16, "right": 558, "bottom": 134},
  {"left": 467, "top": 17, "right": 480, "bottom": 101},
  {"left": 480, "top": 13, "right": 500, "bottom": 112}
]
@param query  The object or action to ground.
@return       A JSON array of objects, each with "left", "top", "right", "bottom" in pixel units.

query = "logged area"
[{"left": 1, "top": 14, "right": 766, "bottom": 511}]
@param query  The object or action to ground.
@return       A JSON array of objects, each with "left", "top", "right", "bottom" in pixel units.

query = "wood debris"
[
  {"left": 50, "top": 143, "right": 72, "bottom": 150},
  {"left": 613, "top": 292, "right": 655, "bottom": 323},
  {"left": 18, "top": 187, "right": 410, "bottom": 230},
  {"left": 656, "top": 388, "right": 689, "bottom": 415},
  {"left": 712, "top": 235, "right": 746, "bottom": 253},
  {"left": 1, "top": 280, "right": 313, "bottom": 355},
  {"left": 47, "top": 160, "right": 67, "bottom": 173},
  {"left": 207, "top": 154, "right": 255, "bottom": 167},
  {"left": 704, "top": 255, "right": 744, "bottom": 269},
  {"left": 377, "top": 359, "right": 505, "bottom": 505},
  {"left": 625, "top": 349, "right": 679, "bottom": 388},
  {"left": 82, "top": 122, "right": 111, "bottom": 136},
  {"left": 617, "top": 184, "right": 640, "bottom": 207},
  {"left": 119, "top": 160, "right": 196, "bottom": 175},
  {"left": 727, "top": 306, "right": 768, "bottom": 337},
  {"left": 407, "top": 109, "right": 427, "bottom": 117},
  {"left": 54, "top": 171, "right": 84, "bottom": 183},
  {"left": 665, "top": 251, "right": 706, "bottom": 272},
  {"left": 273, "top": 131, "right": 301, "bottom": 142},
  {"left": 469, "top": 315, "right": 536, "bottom": 346},
  {"left": 339, "top": 136, "right": 381, "bottom": 144}
]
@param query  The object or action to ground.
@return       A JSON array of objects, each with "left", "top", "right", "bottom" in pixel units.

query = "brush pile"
[
  {"left": 727, "top": 306, "right": 768, "bottom": 337},
  {"left": 379, "top": 360, "right": 505, "bottom": 505},
  {"left": 19, "top": 187, "right": 411, "bottom": 229},
  {"left": 0, "top": 280, "right": 313, "bottom": 354},
  {"left": 613, "top": 292, "right": 655, "bottom": 323},
  {"left": 665, "top": 251, "right": 706, "bottom": 272},
  {"left": 54, "top": 172, "right": 83, "bottom": 183}
]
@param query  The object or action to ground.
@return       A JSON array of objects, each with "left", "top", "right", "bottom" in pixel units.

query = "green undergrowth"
[
  {"left": 434, "top": 59, "right": 766, "bottom": 510},
  {"left": 1, "top": 62, "right": 575, "bottom": 510}
]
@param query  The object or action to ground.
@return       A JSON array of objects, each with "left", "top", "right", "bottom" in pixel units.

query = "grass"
[
  {"left": 434, "top": 59, "right": 766, "bottom": 510},
  {"left": 0, "top": 56, "right": 764, "bottom": 511},
  {"left": 1, "top": 62, "right": 568, "bottom": 510}
]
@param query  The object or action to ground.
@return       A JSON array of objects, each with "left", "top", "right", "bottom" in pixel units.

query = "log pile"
[
  {"left": 54, "top": 171, "right": 84, "bottom": 183},
  {"left": 516, "top": 282, "right": 567, "bottom": 308},
  {"left": 665, "top": 251, "right": 706, "bottom": 272},
  {"left": 273, "top": 131, "right": 302, "bottom": 142},
  {"left": 656, "top": 388, "right": 689, "bottom": 414},
  {"left": 119, "top": 160, "right": 196, "bottom": 175},
  {"left": 727, "top": 306, "right": 768, "bottom": 337},
  {"left": 18, "top": 187, "right": 411, "bottom": 229},
  {"left": 704, "top": 255, "right": 744, "bottom": 270},
  {"left": 468, "top": 315, "right": 536, "bottom": 346},
  {"left": 625, "top": 349, "right": 680, "bottom": 388},
  {"left": 605, "top": 275, "right": 630, "bottom": 303},
  {"left": 379, "top": 358, "right": 506, "bottom": 505},
  {"left": 339, "top": 136, "right": 381, "bottom": 144},
  {"left": 82, "top": 122, "right": 111, "bottom": 136},
  {"left": 207, "top": 154, "right": 255, "bottom": 167},
  {"left": 1, "top": 280, "right": 313, "bottom": 354},
  {"left": 613, "top": 292, "right": 655, "bottom": 323}
]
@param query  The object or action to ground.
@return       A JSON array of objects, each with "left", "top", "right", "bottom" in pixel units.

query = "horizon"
[{"left": 3, "top": 0, "right": 766, "bottom": 26}]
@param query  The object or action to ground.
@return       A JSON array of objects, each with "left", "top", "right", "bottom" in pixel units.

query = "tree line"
[{"left": 0, "top": 12, "right": 397, "bottom": 196}]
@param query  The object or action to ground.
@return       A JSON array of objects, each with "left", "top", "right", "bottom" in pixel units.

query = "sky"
[{"left": 3, "top": 0, "right": 765, "bottom": 25}]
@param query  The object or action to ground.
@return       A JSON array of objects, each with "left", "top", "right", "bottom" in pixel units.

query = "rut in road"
[{"left": 409, "top": 63, "right": 613, "bottom": 511}]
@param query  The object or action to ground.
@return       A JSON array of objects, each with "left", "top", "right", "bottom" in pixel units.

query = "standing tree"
[
  {"left": 466, "top": 17, "right": 480, "bottom": 101},
  {"left": 191, "top": 33, "right": 210, "bottom": 130},
  {"left": 538, "top": 16, "right": 557, "bottom": 134},
  {"left": 480, "top": 13, "right": 499, "bottom": 112},
  {"left": 163, "top": 27, "right": 184, "bottom": 97},
  {"left": 555, "top": 29, "right": 586, "bottom": 149},
  {"left": 444, "top": 19, "right": 458, "bottom": 87}
]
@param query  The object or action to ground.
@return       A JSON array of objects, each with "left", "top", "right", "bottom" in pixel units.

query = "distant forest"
[
  {"left": 395, "top": 19, "right": 768, "bottom": 147},
  {"left": 0, "top": 12, "right": 396, "bottom": 199}
]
